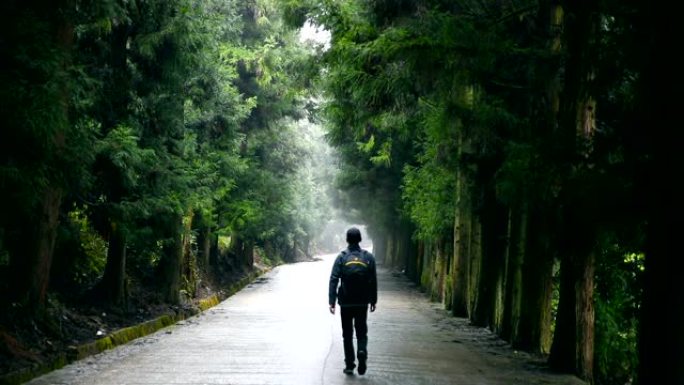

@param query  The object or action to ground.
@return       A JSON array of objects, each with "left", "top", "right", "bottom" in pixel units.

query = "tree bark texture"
[
  {"left": 100, "top": 223, "right": 127, "bottom": 306},
  {"left": 414, "top": 240, "right": 425, "bottom": 285},
  {"left": 418, "top": 240, "right": 430, "bottom": 289},
  {"left": 432, "top": 240, "right": 445, "bottom": 303},
  {"left": 406, "top": 237, "right": 421, "bottom": 282},
  {"left": 548, "top": 180, "right": 597, "bottom": 369},
  {"left": 547, "top": 0, "right": 598, "bottom": 378},
  {"left": 376, "top": 231, "right": 387, "bottom": 265},
  {"left": 472, "top": 184, "right": 507, "bottom": 328},
  {"left": 197, "top": 226, "right": 211, "bottom": 269},
  {"left": 384, "top": 231, "right": 396, "bottom": 267},
  {"left": 549, "top": 246, "right": 594, "bottom": 379},
  {"left": 181, "top": 213, "right": 197, "bottom": 298},
  {"left": 549, "top": 255, "right": 575, "bottom": 372},
  {"left": 467, "top": 211, "right": 481, "bottom": 319},
  {"left": 244, "top": 241, "right": 254, "bottom": 268},
  {"left": 502, "top": 206, "right": 526, "bottom": 343},
  {"left": 159, "top": 215, "right": 184, "bottom": 304},
  {"left": 515, "top": 208, "right": 554, "bottom": 354},
  {"left": 209, "top": 229, "right": 220, "bottom": 268},
  {"left": 15, "top": 9, "right": 74, "bottom": 310},
  {"left": 442, "top": 238, "right": 454, "bottom": 312},
  {"left": 491, "top": 208, "right": 509, "bottom": 335},
  {"left": 398, "top": 220, "right": 414, "bottom": 274},
  {"left": 22, "top": 188, "right": 63, "bottom": 310},
  {"left": 575, "top": 250, "right": 595, "bottom": 381},
  {"left": 451, "top": 127, "right": 471, "bottom": 317},
  {"left": 451, "top": 192, "right": 470, "bottom": 317}
]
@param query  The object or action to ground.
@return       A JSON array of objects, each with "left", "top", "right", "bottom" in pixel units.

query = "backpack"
[{"left": 341, "top": 249, "right": 372, "bottom": 290}]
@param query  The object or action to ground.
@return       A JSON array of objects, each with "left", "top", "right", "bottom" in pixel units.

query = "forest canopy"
[
  {"left": 1, "top": 1, "right": 682, "bottom": 384},
  {"left": 0, "top": 0, "right": 338, "bottom": 335},
  {"left": 283, "top": 0, "right": 681, "bottom": 384}
]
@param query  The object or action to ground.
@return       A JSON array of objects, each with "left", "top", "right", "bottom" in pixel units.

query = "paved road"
[{"left": 27, "top": 254, "right": 585, "bottom": 385}]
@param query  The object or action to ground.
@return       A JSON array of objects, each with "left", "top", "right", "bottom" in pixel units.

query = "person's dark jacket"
[{"left": 329, "top": 244, "right": 377, "bottom": 307}]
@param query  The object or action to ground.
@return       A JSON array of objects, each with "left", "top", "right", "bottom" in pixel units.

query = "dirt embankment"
[{"left": 0, "top": 267, "right": 264, "bottom": 384}]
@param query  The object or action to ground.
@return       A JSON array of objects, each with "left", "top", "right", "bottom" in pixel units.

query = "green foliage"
[
  {"left": 0, "top": 0, "right": 662, "bottom": 381},
  {"left": 0, "top": 0, "right": 334, "bottom": 310},
  {"left": 402, "top": 154, "right": 456, "bottom": 240},
  {"left": 302, "top": 0, "right": 651, "bottom": 382},
  {"left": 0, "top": 0, "right": 96, "bottom": 223},
  {"left": 55, "top": 210, "right": 108, "bottom": 289},
  {"left": 594, "top": 243, "right": 643, "bottom": 385}
]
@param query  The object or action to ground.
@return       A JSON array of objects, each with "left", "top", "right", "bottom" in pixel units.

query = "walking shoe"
[
  {"left": 357, "top": 350, "right": 367, "bottom": 375},
  {"left": 343, "top": 364, "right": 356, "bottom": 375}
]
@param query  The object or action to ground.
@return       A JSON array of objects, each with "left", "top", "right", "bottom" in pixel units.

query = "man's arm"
[
  {"left": 329, "top": 256, "right": 342, "bottom": 313},
  {"left": 369, "top": 254, "right": 377, "bottom": 312}
]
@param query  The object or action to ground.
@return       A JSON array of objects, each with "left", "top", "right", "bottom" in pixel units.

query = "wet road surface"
[{"left": 26, "top": 254, "right": 585, "bottom": 385}]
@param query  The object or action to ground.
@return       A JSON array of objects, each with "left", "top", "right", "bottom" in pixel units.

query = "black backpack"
[{"left": 341, "top": 249, "right": 372, "bottom": 289}]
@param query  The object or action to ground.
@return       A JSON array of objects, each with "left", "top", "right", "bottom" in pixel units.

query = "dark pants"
[{"left": 340, "top": 305, "right": 368, "bottom": 366}]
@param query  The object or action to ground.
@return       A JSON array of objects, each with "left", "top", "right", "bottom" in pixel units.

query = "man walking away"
[{"left": 328, "top": 227, "right": 377, "bottom": 375}]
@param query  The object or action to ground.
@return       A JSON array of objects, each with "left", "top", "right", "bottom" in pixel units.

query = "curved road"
[{"left": 27, "top": 254, "right": 584, "bottom": 385}]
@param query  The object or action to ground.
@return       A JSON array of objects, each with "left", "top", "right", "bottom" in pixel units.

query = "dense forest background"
[
  {"left": 284, "top": 0, "right": 680, "bottom": 384},
  {"left": 0, "top": 0, "right": 344, "bottom": 377},
  {"left": 1, "top": 0, "right": 682, "bottom": 384}
]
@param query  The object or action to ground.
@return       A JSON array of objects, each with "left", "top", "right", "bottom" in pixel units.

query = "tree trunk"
[
  {"left": 406, "top": 236, "right": 420, "bottom": 282},
  {"left": 209, "top": 229, "right": 220, "bottom": 268},
  {"left": 515, "top": 208, "right": 554, "bottom": 353},
  {"left": 379, "top": 218, "right": 414, "bottom": 272},
  {"left": 451, "top": 199, "right": 470, "bottom": 317},
  {"left": 181, "top": 213, "right": 196, "bottom": 297},
  {"left": 405, "top": 228, "right": 415, "bottom": 274},
  {"left": 549, "top": 144, "right": 598, "bottom": 375},
  {"left": 547, "top": 0, "right": 598, "bottom": 378},
  {"left": 197, "top": 225, "right": 211, "bottom": 269},
  {"left": 231, "top": 234, "right": 243, "bottom": 267},
  {"left": 159, "top": 215, "right": 184, "bottom": 304},
  {"left": 502, "top": 205, "right": 526, "bottom": 342},
  {"left": 442, "top": 237, "right": 454, "bottom": 311},
  {"left": 95, "top": 18, "right": 132, "bottom": 308},
  {"left": 432, "top": 240, "right": 445, "bottom": 302},
  {"left": 231, "top": 234, "right": 254, "bottom": 268},
  {"left": 500, "top": 208, "right": 515, "bottom": 340},
  {"left": 99, "top": 223, "right": 127, "bottom": 306},
  {"left": 386, "top": 233, "right": 395, "bottom": 267},
  {"left": 19, "top": 187, "right": 63, "bottom": 310},
  {"left": 472, "top": 184, "right": 507, "bottom": 328},
  {"left": 15, "top": 12, "right": 73, "bottom": 311},
  {"left": 437, "top": 240, "right": 446, "bottom": 302},
  {"left": 492, "top": 207, "right": 510, "bottom": 334},
  {"left": 451, "top": 127, "right": 471, "bottom": 317},
  {"left": 576, "top": 250, "right": 595, "bottom": 381},
  {"left": 459, "top": 208, "right": 475, "bottom": 318},
  {"left": 549, "top": 245, "right": 594, "bottom": 378},
  {"left": 468, "top": 211, "right": 481, "bottom": 318},
  {"left": 549, "top": 255, "right": 575, "bottom": 371},
  {"left": 371, "top": 231, "right": 386, "bottom": 264},
  {"left": 396, "top": 219, "right": 414, "bottom": 274},
  {"left": 244, "top": 241, "right": 254, "bottom": 268},
  {"left": 472, "top": 216, "right": 489, "bottom": 326}
]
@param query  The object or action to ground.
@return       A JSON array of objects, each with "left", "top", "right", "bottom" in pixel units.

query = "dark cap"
[{"left": 346, "top": 227, "right": 362, "bottom": 244}]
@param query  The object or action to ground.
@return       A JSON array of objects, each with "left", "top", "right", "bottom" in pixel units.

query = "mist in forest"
[
  {"left": 316, "top": 220, "right": 372, "bottom": 254},
  {"left": 294, "top": 119, "right": 372, "bottom": 256}
]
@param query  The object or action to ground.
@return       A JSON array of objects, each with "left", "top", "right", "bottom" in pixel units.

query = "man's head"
[{"left": 346, "top": 227, "right": 362, "bottom": 244}]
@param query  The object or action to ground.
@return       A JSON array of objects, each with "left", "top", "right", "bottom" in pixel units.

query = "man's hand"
[
  {"left": 370, "top": 304, "right": 376, "bottom": 312},
  {"left": 329, "top": 304, "right": 335, "bottom": 315}
]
